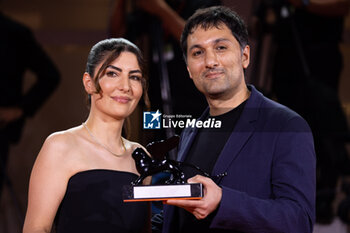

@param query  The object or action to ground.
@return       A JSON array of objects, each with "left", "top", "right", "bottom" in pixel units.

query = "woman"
[{"left": 23, "top": 38, "right": 151, "bottom": 233}]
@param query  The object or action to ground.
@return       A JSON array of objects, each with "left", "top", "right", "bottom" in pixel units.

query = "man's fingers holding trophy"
[{"left": 165, "top": 175, "right": 222, "bottom": 220}]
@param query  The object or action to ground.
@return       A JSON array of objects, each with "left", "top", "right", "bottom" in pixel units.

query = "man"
[
  {"left": 162, "top": 6, "right": 315, "bottom": 233},
  {"left": 0, "top": 12, "right": 60, "bottom": 198}
]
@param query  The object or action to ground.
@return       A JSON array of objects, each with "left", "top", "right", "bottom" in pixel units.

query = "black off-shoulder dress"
[{"left": 55, "top": 169, "right": 150, "bottom": 233}]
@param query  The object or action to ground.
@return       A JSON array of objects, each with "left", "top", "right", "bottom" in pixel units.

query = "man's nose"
[{"left": 205, "top": 50, "right": 219, "bottom": 68}]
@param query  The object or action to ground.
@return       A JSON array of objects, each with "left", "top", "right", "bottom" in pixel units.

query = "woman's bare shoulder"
[
  {"left": 30, "top": 126, "right": 87, "bottom": 187},
  {"left": 39, "top": 126, "right": 84, "bottom": 161}
]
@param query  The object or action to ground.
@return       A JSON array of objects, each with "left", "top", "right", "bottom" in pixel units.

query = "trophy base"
[{"left": 123, "top": 183, "right": 203, "bottom": 202}]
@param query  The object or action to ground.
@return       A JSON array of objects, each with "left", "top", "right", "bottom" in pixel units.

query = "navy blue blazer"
[{"left": 162, "top": 85, "right": 316, "bottom": 233}]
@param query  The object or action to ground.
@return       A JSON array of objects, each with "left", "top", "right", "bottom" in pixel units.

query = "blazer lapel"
[
  {"left": 212, "top": 85, "right": 262, "bottom": 177},
  {"left": 211, "top": 117, "right": 254, "bottom": 177},
  {"left": 177, "top": 108, "right": 209, "bottom": 162}
]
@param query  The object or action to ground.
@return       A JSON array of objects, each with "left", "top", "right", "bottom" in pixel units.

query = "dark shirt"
[{"left": 175, "top": 101, "right": 246, "bottom": 233}]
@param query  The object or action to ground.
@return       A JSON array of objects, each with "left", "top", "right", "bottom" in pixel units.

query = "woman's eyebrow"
[
  {"left": 129, "top": 70, "right": 142, "bottom": 74},
  {"left": 107, "top": 65, "right": 141, "bottom": 74},
  {"left": 106, "top": 65, "right": 122, "bottom": 72}
]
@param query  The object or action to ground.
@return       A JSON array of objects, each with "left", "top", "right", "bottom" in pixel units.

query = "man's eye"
[
  {"left": 217, "top": 46, "right": 227, "bottom": 51},
  {"left": 192, "top": 50, "right": 202, "bottom": 56}
]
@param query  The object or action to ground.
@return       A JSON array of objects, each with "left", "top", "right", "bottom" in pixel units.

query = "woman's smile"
[{"left": 112, "top": 95, "right": 131, "bottom": 104}]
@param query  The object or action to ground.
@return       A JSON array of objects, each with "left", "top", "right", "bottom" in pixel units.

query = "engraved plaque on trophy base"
[{"left": 123, "top": 183, "right": 203, "bottom": 202}]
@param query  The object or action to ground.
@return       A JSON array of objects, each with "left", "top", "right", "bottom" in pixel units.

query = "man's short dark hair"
[{"left": 180, "top": 6, "right": 249, "bottom": 62}]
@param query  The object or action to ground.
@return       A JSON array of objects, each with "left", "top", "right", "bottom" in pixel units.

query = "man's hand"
[
  {"left": 165, "top": 175, "right": 222, "bottom": 220},
  {"left": 0, "top": 107, "right": 23, "bottom": 128}
]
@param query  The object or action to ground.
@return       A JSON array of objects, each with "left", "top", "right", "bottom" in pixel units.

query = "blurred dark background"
[{"left": 0, "top": 0, "right": 349, "bottom": 232}]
